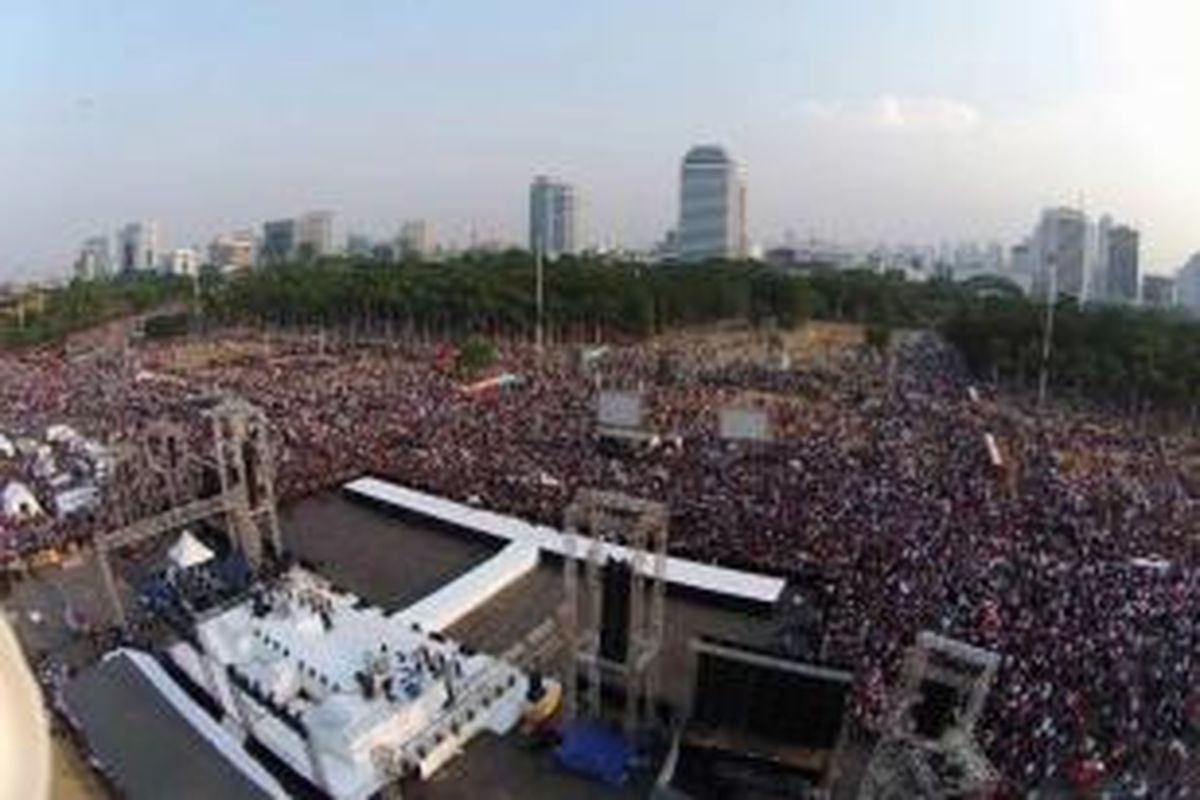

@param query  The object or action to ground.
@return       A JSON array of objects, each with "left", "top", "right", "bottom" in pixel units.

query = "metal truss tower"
[
  {"left": 562, "top": 489, "right": 668, "bottom": 740},
  {"left": 858, "top": 632, "right": 1001, "bottom": 800},
  {"left": 93, "top": 396, "right": 280, "bottom": 628}
]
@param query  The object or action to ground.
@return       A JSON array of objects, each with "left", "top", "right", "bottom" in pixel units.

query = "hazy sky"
[{"left": 2, "top": 0, "right": 1198, "bottom": 280}]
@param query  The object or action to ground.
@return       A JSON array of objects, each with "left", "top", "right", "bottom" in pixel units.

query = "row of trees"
[
  {"left": 945, "top": 298, "right": 1200, "bottom": 419},
  {"left": 201, "top": 256, "right": 775, "bottom": 339},
  {"left": 202, "top": 253, "right": 955, "bottom": 340},
  {"left": 5, "top": 252, "right": 1199, "bottom": 419},
  {"left": 204, "top": 252, "right": 1200, "bottom": 419},
  {"left": 0, "top": 273, "right": 193, "bottom": 347}
]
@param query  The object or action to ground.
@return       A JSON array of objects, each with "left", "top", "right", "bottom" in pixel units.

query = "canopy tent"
[
  {"left": 0, "top": 434, "right": 14, "bottom": 459},
  {"left": 167, "top": 531, "right": 215, "bottom": 570},
  {"left": 45, "top": 424, "right": 81, "bottom": 445},
  {"left": 2, "top": 482, "right": 45, "bottom": 522}
]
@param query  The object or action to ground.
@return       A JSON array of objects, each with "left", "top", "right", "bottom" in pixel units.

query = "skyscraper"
[
  {"left": 1143, "top": 275, "right": 1176, "bottom": 309},
  {"left": 528, "top": 176, "right": 578, "bottom": 257},
  {"left": 398, "top": 219, "right": 430, "bottom": 259},
  {"left": 296, "top": 210, "right": 334, "bottom": 259},
  {"left": 74, "top": 235, "right": 111, "bottom": 281},
  {"left": 261, "top": 219, "right": 297, "bottom": 265},
  {"left": 1032, "top": 207, "right": 1087, "bottom": 301},
  {"left": 158, "top": 248, "right": 200, "bottom": 277},
  {"left": 346, "top": 233, "right": 374, "bottom": 258},
  {"left": 1177, "top": 254, "right": 1200, "bottom": 316},
  {"left": 1093, "top": 215, "right": 1112, "bottom": 302},
  {"left": 209, "top": 230, "right": 257, "bottom": 273},
  {"left": 1104, "top": 225, "right": 1140, "bottom": 304},
  {"left": 117, "top": 221, "right": 159, "bottom": 273},
  {"left": 677, "top": 145, "right": 746, "bottom": 263}
]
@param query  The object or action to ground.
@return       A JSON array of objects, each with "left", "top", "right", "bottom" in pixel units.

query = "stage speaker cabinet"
[{"left": 598, "top": 558, "right": 633, "bottom": 663}]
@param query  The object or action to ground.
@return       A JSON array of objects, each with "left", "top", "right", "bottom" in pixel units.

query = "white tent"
[
  {"left": 167, "top": 530, "right": 215, "bottom": 570},
  {"left": 31, "top": 447, "right": 57, "bottom": 480},
  {"left": 45, "top": 424, "right": 80, "bottom": 445},
  {"left": 0, "top": 434, "right": 14, "bottom": 460},
  {"left": 2, "top": 482, "right": 44, "bottom": 522}
]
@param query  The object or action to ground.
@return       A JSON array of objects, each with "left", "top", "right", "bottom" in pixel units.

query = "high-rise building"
[
  {"left": 159, "top": 248, "right": 200, "bottom": 277},
  {"left": 74, "top": 236, "right": 111, "bottom": 281},
  {"left": 398, "top": 219, "right": 430, "bottom": 259},
  {"left": 1031, "top": 208, "right": 1087, "bottom": 301},
  {"left": 209, "top": 230, "right": 257, "bottom": 273},
  {"left": 677, "top": 145, "right": 747, "bottom": 263},
  {"left": 117, "top": 221, "right": 160, "bottom": 273},
  {"left": 297, "top": 211, "right": 334, "bottom": 259},
  {"left": 346, "top": 233, "right": 373, "bottom": 258},
  {"left": 1143, "top": 275, "right": 1176, "bottom": 309},
  {"left": 1104, "top": 225, "right": 1140, "bottom": 304},
  {"left": 261, "top": 211, "right": 334, "bottom": 264},
  {"left": 528, "top": 176, "right": 579, "bottom": 257},
  {"left": 1093, "top": 215, "right": 1112, "bottom": 302},
  {"left": 1177, "top": 254, "right": 1200, "bottom": 316},
  {"left": 261, "top": 219, "right": 297, "bottom": 265}
]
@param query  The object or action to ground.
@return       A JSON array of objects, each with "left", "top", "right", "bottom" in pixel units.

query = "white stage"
[
  {"left": 170, "top": 567, "right": 529, "bottom": 800},
  {"left": 345, "top": 476, "right": 785, "bottom": 607}
]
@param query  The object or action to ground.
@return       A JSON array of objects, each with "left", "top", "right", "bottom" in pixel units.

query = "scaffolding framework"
[
  {"left": 93, "top": 397, "right": 281, "bottom": 628},
  {"left": 562, "top": 489, "right": 668, "bottom": 739},
  {"left": 858, "top": 632, "right": 1001, "bottom": 800}
]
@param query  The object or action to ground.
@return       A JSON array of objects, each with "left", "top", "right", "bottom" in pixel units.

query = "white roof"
[
  {"left": 2, "top": 482, "right": 44, "bottom": 521},
  {"left": 346, "top": 476, "right": 787, "bottom": 606},
  {"left": 45, "top": 424, "right": 80, "bottom": 444},
  {"left": 167, "top": 530, "right": 215, "bottom": 569},
  {"left": 0, "top": 434, "right": 14, "bottom": 459}
]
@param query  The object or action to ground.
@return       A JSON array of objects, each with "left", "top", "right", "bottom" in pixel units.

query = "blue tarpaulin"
[{"left": 555, "top": 722, "right": 630, "bottom": 786}]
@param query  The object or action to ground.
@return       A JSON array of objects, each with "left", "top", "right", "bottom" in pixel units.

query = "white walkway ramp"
[
  {"left": 393, "top": 540, "right": 540, "bottom": 632},
  {"left": 345, "top": 477, "right": 785, "bottom": 607}
]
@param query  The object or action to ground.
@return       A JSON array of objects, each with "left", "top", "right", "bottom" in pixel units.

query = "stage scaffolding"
[
  {"left": 561, "top": 489, "right": 668, "bottom": 740},
  {"left": 93, "top": 397, "right": 280, "bottom": 628},
  {"left": 858, "top": 632, "right": 1001, "bottom": 800}
]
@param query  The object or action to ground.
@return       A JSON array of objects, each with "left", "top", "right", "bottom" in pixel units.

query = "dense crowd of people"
[{"left": 1, "top": 324, "right": 1197, "bottom": 795}]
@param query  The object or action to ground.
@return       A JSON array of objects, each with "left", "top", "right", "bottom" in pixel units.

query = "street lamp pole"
[
  {"left": 1037, "top": 253, "right": 1057, "bottom": 412},
  {"left": 535, "top": 240, "right": 545, "bottom": 354}
]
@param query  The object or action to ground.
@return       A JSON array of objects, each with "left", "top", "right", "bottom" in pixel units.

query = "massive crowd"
[{"left": 1, "top": 324, "right": 1197, "bottom": 795}]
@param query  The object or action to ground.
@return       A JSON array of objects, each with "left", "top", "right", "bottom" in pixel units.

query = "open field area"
[{"left": 2, "top": 322, "right": 1198, "bottom": 795}]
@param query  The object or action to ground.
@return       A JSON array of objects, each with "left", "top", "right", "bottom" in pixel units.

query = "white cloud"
[{"left": 801, "top": 95, "right": 981, "bottom": 134}]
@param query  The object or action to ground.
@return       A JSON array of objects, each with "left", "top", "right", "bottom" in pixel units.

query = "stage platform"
[
  {"left": 345, "top": 477, "right": 786, "bottom": 608},
  {"left": 392, "top": 540, "right": 540, "bottom": 632},
  {"left": 62, "top": 650, "right": 286, "bottom": 800}
]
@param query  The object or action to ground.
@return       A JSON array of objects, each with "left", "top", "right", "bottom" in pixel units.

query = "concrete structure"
[
  {"left": 1143, "top": 274, "right": 1177, "bottom": 309},
  {"left": 56, "top": 485, "right": 788, "bottom": 800},
  {"left": 1177, "top": 254, "right": 1200, "bottom": 316},
  {"left": 398, "top": 219, "right": 430, "bottom": 259},
  {"left": 1093, "top": 215, "right": 1112, "bottom": 301},
  {"left": 297, "top": 211, "right": 335, "bottom": 260},
  {"left": 1031, "top": 207, "right": 1088, "bottom": 302},
  {"left": 345, "top": 477, "right": 784, "bottom": 607},
  {"left": 209, "top": 230, "right": 257, "bottom": 273},
  {"left": 1104, "top": 224, "right": 1140, "bottom": 304},
  {"left": 677, "top": 145, "right": 746, "bottom": 263},
  {"left": 260, "top": 219, "right": 296, "bottom": 265},
  {"left": 345, "top": 233, "right": 373, "bottom": 258},
  {"left": 159, "top": 248, "right": 201, "bottom": 278},
  {"left": 528, "top": 176, "right": 578, "bottom": 257},
  {"left": 118, "top": 221, "right": 160, "bottom": 273},
  {"left": 63, "top": 649, "right": 285, "bottom": 800},
  {"left": 75, "top": 236, "right": 112, "bottom": 281},
  {"left": 168, "top": 566, "right": 530, "bottom": 799}
]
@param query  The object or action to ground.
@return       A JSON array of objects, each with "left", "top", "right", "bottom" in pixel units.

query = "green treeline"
[
  {"left": 6, "top": 254, "right": 1199, "bottom": 418},
  {"left": 0, "top": 274, "right": 193, "bottom": 347}
]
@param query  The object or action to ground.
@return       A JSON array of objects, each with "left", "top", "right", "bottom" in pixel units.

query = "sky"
[{"left": 1, "top": 0, "right": 1198, "bottom": 280}]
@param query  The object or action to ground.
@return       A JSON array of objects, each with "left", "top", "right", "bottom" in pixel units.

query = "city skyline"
[{"left": 2, "top": 0, "right": 1198, "bottom": 279}]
